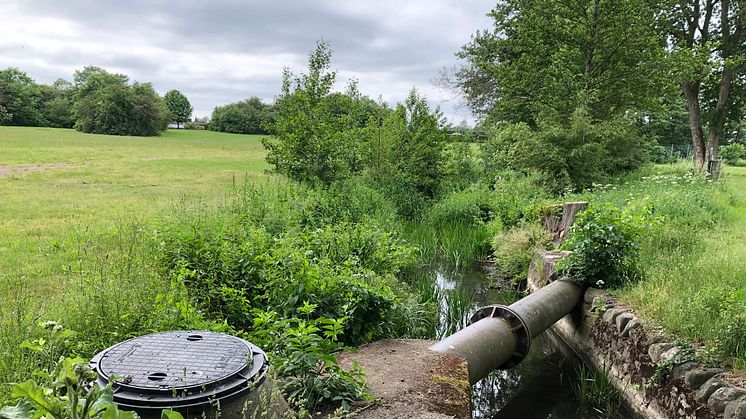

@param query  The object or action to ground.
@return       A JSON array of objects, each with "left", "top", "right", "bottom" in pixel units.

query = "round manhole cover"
[
  {"left": 90, "top": 331, "right": 268, "bottom": 414},
  {"left": 98, "top": 331, "right": 250, "bottom": 389}
]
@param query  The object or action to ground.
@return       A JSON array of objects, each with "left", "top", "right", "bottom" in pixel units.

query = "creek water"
[{"left": 433, "top": 266, "right": 632, "bottom": 419}]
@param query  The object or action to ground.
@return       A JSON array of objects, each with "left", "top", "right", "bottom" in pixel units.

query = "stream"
[{"left": 432, "top": 265, "right": 633, "bottom": 419}]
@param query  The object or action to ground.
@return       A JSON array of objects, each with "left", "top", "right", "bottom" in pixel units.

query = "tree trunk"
[
  {"left": 682, "top": 81, "right": 706, "bottom": 169},
  {"left": 707, "top": 66, "right": 734, "bottom": 161}
]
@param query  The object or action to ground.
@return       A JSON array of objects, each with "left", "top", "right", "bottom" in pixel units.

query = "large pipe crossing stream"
[{"left": 429, "top": 279, "right": 583, "bottom": 384}]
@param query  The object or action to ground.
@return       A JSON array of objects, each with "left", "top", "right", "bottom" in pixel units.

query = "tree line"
[
  {"left": 0, "top": 66, "right": 277, "bottom": 136},
  {"left": 454, "top": 0, "right": 745, "bottom": 171}
]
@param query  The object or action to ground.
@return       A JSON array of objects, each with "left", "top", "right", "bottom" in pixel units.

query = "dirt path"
[
  {"left": 335, "top": 339, "right": 471, "bottom": 418},
  {"left": 0, "top": 163, "right": 77, "bottom": 176}
]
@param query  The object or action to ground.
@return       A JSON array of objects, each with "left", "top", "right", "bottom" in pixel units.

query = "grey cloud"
[{"left": 4, "top": 0, "right": 492, "bottom": 122}]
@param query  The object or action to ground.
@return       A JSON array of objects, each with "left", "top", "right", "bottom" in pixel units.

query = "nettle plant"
[
  {"left": 1, "top": 322, "right": 184, "bottom": 419},
  {"left": 558, "top": 203, "right": 659, "bottom": 289}
]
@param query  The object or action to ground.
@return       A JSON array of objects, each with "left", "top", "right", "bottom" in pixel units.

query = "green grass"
[
  {"left": 0, "top": 127, "right": 271, "bottom": 299},
  {"left": 575, "top": 163, "right": 746, "bottom": 369}
]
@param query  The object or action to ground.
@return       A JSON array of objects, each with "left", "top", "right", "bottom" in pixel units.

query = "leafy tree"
[
  {"left": 0, "top": 68, "right": 45, "bottom": 126},
  {"left": 484, "top": 108, "right": 648, "bottom": 190},
  {"left": 210, "top": 97, "right": 274, "bottom": 134},
  {"left": 264, "top": 42, "right": 376, "bottom": 185},
  {"left": 365, "top": 89, "right": 447, "bottom": 216},
  {"left": 164, "top": 89, "right": 193, "bottom": 128},
  {"left": 662, "top": 0, "right": 746, "bottom": 168},
  {"left": 74, "top": 67, "right": 168, "bottom": 136},
  {"left": 39, "top": 78, "right": 75, "bottom": 128},
  {"left": 456, "top": 0, "right": 665, "bottom": 125}
]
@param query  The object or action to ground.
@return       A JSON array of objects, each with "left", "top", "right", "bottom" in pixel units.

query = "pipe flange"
[{"left": 469, "top": 305, "right": 531, "bottom": 369}]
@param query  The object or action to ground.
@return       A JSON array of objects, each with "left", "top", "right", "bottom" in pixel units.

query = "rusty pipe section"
[{"left": 429, "top": 279, "right": 583, "bottom": 384}]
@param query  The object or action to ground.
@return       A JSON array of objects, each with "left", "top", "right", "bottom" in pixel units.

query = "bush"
[
  {"left": 558, "top": 204, "right": 657, "bottom": 288},
  {"left": 159, "top": 183, "right": 430, "bottom": 345},
  {"left": 209, "top": 97, "right": 274, "bottom": 134},
  {"left": 483, "top": 109, "right": 649, "bottom": 190},
  {"left": 75, "top": 80, "right": 169, "bottom": 136},
  {"left": 492, "top": 223, "right": 551, "bottom": 279},
  {"left": 720, "top": 143, "right": 745, "bottom": 165}
]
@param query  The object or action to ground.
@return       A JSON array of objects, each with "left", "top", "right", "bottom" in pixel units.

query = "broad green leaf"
[
  {"left": 160, "top": 410, "right": 184, "bottom": 419},
  {"left": 18, "top": 341, "right": 43, "bottom": 353},
  {"left": 100, "top": 405, "right": 138, "bottom": 419},
  {"left": 0, "top": 400, "right": 33, "bottom": 419},
  {"left": 11, "top": 381, "right": 57, "bottom": 415}
]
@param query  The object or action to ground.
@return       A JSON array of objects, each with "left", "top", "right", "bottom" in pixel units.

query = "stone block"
[
  {"left": 620, "top": 319, "right": 640, "bottom": 337},
  {"left": 615, "top": 312, "right": 636, "bottom": 333},
  {"left": 725, "top": 400, "right": 746, "bottom": 419},
  {"left": 684, "top": 368, "right": 726, "bottom": 389},
  {"left": 659, "top": 347, "right": 681, "bottom": 363},
  {"left": 602, "top": 307, "right": 629, "bottom": 324},
  {"left": 584, "top": 287, "right": 606, "bottom": 304},
  {"left": 671, "top": 361, "right": 699, "bottom": 380},
  {"left": 709, "top": 387, "right": 746, "bottom": 414},
  {"left": 648, "top": 342, "right": 673, "bottom": 363},
  {"left": 695, "top": 377, "right": 728, "bottom": 403}
]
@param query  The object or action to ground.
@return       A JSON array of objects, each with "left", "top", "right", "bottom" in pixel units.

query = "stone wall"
[{"left": 528, "top": 250, "right": 746, "bottom": 419}]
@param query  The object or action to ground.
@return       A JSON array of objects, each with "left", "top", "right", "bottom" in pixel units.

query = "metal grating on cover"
[
  {"left": 90, "top": 331, "right": 269, "bottom": 414},
  {"left": 98, "top": 331, "right": 249, "bottom": 389}
]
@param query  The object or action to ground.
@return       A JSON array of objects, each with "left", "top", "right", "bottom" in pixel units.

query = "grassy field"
[
  {"left": 0, "top": 127, "right": 270, "bottom": 300},
  {"left": 621, "top": 165, "right": 746, "bottom": 367}
]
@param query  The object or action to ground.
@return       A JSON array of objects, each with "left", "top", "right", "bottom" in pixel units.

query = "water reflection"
[{"left": 430, "top": 264, "right": 629, "bottom": 419}]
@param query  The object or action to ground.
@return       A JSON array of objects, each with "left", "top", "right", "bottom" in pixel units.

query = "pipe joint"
[{"left": 469, "top": 305, "right": 531, "bottom": 369}]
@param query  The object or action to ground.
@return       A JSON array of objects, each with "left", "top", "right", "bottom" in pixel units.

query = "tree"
[
  {"left": 39, "top": 78, "right": 75, "bottom": 128},
  {"left": 164, "top": 89, "right": 193, "bottom": 128},
  {"left": 364, "top": 89, "right": 447, "bottom": 216},
  {"left": 456, "top": 0, "right": 665, "bottom": 125},
  {"left": 0, "top": 68, "right": 45, "bottom": 126},
  {"left": 210, "top": 97, "right": 274, "bottom": 134},
  {"left": 663, "top": 0, "right": 746, "bottom": 168},
  {"left": 74, "top": 67, "right": 168, "bottom": 136},
  {"left": 263, "top": 42, "right": 376, "bottom": 185}
]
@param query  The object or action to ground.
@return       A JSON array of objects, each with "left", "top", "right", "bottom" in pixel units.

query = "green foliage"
[
  {"left": 559, "top": 204, "right": 657, "bottom": 288},
  {"left": 574, "top": 365, "right": 623, "bottom": 418},
  {"left": 492, "top": 223, "right": 550, "bottom": 279},
  {"left": 457, "top": 0, "right": 664, "bottom": 124},
  {"left": 246, "top": 306, "right": 367, "bottom": 412},
  {"left": 0, "top": 68, "right": 45, "bottom": 126},
  {"left": 163, "top": 90, "right": 192, "bottom": 128},
  {"left": 720, "top": 143, "right": 745, "bottom": 165},
  {"left": 263, "top": 42, "right": 375, "bottom": 185},
  {"left": 74, "top": 67, "right": 169, "bottom": 136},
  {"left": 159, "top": 182, "right": 431, "bottom": 345},
  {"left": 441, "top": 141, "right": 481, "bottom": 191},
  {"left": 365, "top": 89, "right": 447, "bottom": 217},
  {"left": 0, "top": 337, "right": 133, "bottom": 419},
  {"left": 209, "top": 97, "right": 274, "bottom": 134},
  {"left": 484, "top": 110, "right": 649, "bottom": 190}
]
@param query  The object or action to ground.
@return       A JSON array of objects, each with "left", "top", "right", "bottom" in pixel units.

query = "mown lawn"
[{"left": 0, "top": 127, "right": 270, "bottom": 299}]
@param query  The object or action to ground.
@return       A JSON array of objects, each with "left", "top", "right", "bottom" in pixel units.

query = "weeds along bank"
[
  {"left": 565, "top": 164, "right": 746, "bottom": 370},
  {"left": 0, "top": 180, "right": 435, "bottom": 414}
]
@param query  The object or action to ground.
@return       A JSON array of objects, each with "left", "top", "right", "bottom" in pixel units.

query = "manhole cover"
[{"left": 90, "top": 331, "right": 268, "bottom": 414}]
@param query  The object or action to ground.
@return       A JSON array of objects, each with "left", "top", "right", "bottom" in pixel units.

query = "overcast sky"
[{"left": 1, "top": 1, "right": 493, "bottom": 125}]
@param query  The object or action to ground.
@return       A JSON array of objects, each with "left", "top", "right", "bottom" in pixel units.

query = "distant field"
[{"left": 0, "top": 127, "right": 270, "bottom": 297}]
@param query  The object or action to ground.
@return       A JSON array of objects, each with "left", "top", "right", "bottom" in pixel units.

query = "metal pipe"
[{"left": 429, "top": 279, "right": 583, "bottom": 384}]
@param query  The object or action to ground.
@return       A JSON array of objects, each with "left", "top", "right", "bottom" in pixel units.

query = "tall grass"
[{"left": 572, "top": 163, "right": 746, "bottom": 369}]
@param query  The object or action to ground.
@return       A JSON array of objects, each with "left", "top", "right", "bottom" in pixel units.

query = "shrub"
[
  {"left": 720, "top": 143, "right": 745, "bottom": 165},
  {"left": 492, "top": 223, "right": 551, "bottom": 279},
  {"left": 491, "top": 171, "right": 551, "bottom": 228},
  {"left": 209, "top": 97, "right": 274, "bottom": 134},
  {"left": 558, "top": 204, "right": 657, "bottom": 288},
  {"left": 426, "top": 186, "right": 495, "bottom": 227},
  {"left": 483, "top": 109, "right": 649, "bottom": 190}
]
